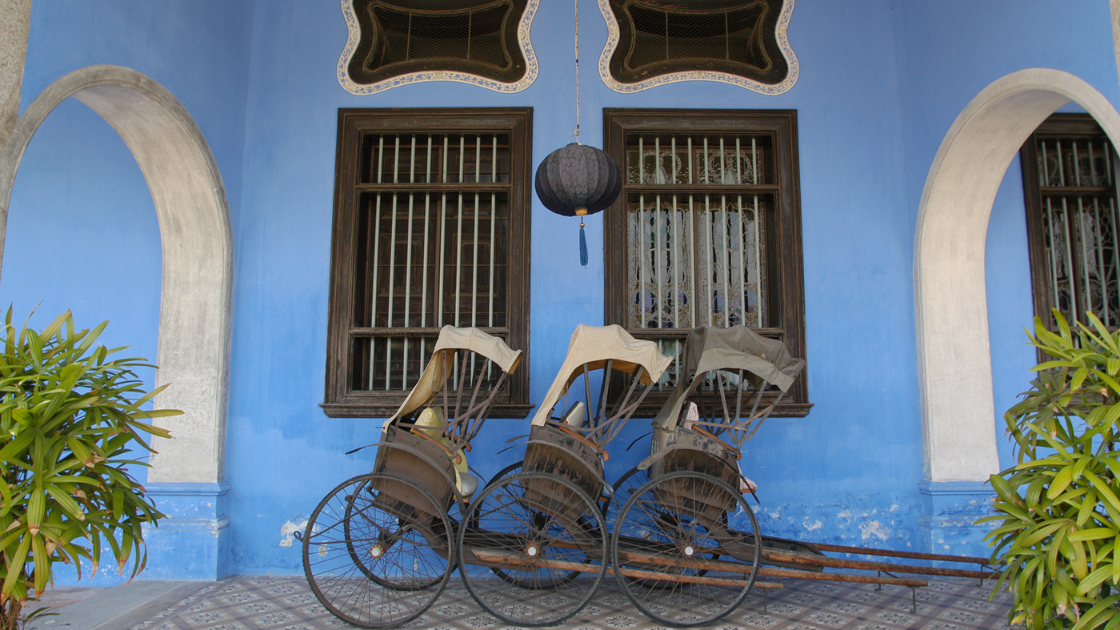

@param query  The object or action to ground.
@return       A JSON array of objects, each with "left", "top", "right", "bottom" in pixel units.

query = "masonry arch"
[
  {"left": 0, "top": 65, "right": 232, "bottom": 484},
  {"left": 916, "top": 68, "right": 1120, "bottom": 482}
]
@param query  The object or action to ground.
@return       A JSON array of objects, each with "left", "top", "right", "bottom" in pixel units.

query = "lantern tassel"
[{"left": 579, "top": 222, "right": 588, "bottom": 266}]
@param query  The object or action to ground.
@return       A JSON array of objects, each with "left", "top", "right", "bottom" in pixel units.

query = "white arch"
[
  {"left": 916, "top": 68, "right": 1120, "bottom": 482},
  {"left": 0, "top": 65, "right": 233, "bottom": 484}
]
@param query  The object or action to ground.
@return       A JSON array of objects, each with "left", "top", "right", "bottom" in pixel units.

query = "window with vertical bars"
[
  {"left": 1021, "top": 114, "right": 1120, "bottom": 332},
  {"left": 603, "top": 109, "right": 809, "bottom": 416},
  {"left": 324, "top": 108, "right": 532, "bottom": 418}
]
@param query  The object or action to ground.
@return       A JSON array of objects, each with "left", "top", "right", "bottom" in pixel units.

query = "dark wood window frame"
[
  {"left": 323, "top": 107, "right": 533, "bottom": 418},
  {"left": 603, "top": 108, "right": 809, "bottom": 417},
  {"left": 1020, "top": 113, "right": 1120, "bottom": 334}
]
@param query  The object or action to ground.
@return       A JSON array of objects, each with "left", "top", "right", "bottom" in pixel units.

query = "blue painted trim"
[
  {"left": 918, "top": 480, "right": 992, "bottom": 497},
  {"left": 145, "top": 481, "right": 230, "bottom": 497}
]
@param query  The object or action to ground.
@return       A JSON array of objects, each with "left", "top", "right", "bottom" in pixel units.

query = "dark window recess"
[
  {"left": 324, "top": 108, "right": 533, "bottom": 418},
  {"left": 1021, "top": 113, "right": 1120, "bottom": 332},
  {"left": 605, "top": 0, "right": 788, "bottom": 86},
  {"left": 347, "top": 0, "right": 529, "bottom": 86},
  {"left": 603, "top": 109, "right": 809, "bottom": 417}
]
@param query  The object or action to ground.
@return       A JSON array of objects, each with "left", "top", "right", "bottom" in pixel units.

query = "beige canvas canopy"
[
  {"left": 387, "top": 326, "right": 523, "bottom": 427},
  {"left": 653, "top": 326, "right": 805, "bottom": 430},
  {"left": 531, "top": 324, "right": 671, "bottom": 427}
]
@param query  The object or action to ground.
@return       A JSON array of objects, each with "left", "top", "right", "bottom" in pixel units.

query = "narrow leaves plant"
[
  {"left": 982, "top": 311, "right": 1120, "bottom": 629},
  {"left": 0, "top": 310, "right": 179, "bottom": 629}
]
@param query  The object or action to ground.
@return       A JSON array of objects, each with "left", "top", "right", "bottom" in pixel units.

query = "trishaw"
[
  {"left": 609, "top": 326, "right": 994, "bottom": 626},
  {"left": 455, "top": 324, "right": 671, "bottom": 627},
  {"left": 301, "top": 326, "right": 523, "bottom": 628}
]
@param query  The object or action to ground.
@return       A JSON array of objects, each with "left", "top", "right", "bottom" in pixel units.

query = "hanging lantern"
[{"left": 535, "top": 143, "right": 623, "bottom": 266}]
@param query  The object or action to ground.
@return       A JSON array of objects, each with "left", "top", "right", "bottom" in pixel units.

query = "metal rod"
[
  {"left": 656, "top": 195, "right": 664, "bottom": 327},
  {"left": 438, "top": 135, "right": 449, "bottom": 326},
  {"left": 420, "top": 136, "right": 432, "bottom": 365},
  {"left": 1095, "top": 197, "right": 1109, "bottom": 323},
  {"left": 689, "top": 138, "right": 697, "bottom": 326},
  {"left": 386, "top": 136, "right": 401, "bottom": 390},
  {"left": 722, "top": 194, "right": 731, "bottom": 327},
  {"left": 705, "top": 194, "right": 714, "bottom": 326},
  {"left": 489, "top": 135, "right": 498, "bottom": 328},
  {"left": 1045, "top": 197, "right": 1063, "bottom": 316},
  {"left": 672, "top": 136, "right": 680, "bottom": 327},
  {"left": 1077, "top": 196, "right": 1091, "bottom": 318},
  {"left": 639, "top": 194, "right": 647, "bottom": 328},
  {"left": 455, "top": 136, "right": 465, "bottom": 327},
  {"left": 402, "top": 136, "right": 417, "bottom": 389}
]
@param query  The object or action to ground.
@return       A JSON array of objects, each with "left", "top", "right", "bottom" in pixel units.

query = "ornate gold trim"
[
  {"left": 597, "top": 0, "right": 798, "bottom": 95},
  {"left": 337, "top": 0, "right": 539, "bottom": 95}
]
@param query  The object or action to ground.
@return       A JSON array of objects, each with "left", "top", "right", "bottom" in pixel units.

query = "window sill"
[{"left": 320, "top": 402, "right": 535, "bottom": 420}]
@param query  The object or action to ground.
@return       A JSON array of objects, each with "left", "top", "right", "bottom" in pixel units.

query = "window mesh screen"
[{"left": 348, "top": 0, "right": 528, "bottom": 85}]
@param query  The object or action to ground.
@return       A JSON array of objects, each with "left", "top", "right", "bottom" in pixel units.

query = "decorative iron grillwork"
[
  {"left": 1034, "top": 133, "right": 1120, "bottom": 327},
  {"left": 346, "top": 0, "right": 529, "bottom": 86},
  {"left": 604, "top": 0, "right": 788, "bottom": 86}
]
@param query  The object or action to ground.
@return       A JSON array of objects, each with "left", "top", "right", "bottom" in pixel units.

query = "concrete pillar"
[{"left": 0, "top": 0, "right": 32, "bottom": 147}]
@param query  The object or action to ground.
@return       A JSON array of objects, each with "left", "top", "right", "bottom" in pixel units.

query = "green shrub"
[
  {"left": 0, "top": 310, "right": 179, "bottom": 629},
  {"left": 982, "top": 311, "right": 1120, "bottom": 629}
]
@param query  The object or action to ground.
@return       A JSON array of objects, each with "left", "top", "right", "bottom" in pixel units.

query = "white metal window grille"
[
  {"left": 1034, "top": 135, "right": 1120, "bottom": 327},
  {"left": 352, "top": 133, "right": 511, "bottom": 392},
  {"left": 623, "top": 133, "right": 771, "bottom": 391}
]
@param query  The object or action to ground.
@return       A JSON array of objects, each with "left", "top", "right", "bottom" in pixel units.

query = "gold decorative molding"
[
  {"left": 338, "top": 0, "right": 539, "bottom": 95},
  {"left": 597, "top": 0, "right": 798, "bottom": 95}
]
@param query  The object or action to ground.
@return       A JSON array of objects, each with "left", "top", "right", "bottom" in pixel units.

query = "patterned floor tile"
[{"left": 125, "top": 575, "right": 1013, "bottom": 629}]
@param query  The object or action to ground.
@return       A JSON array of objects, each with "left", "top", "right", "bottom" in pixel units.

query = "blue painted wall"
[{"left": 5, "top": 0, "right": 1119, "bottom": 578}]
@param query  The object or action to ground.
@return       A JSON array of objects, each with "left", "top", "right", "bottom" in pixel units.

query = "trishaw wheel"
[
  {"left": 483, "top": 460, "right": 524, "bottom": 490},
  {"left": 611, "top": 471, "right": 760, "bottom": 627},
  {"left": 611, "top": 466, "right": 648, "bottom": 517},
  {"left": 303, "top": 473, "right": 453, "bottom": 629},
  {"left": 457, "top": 471, "right": 607, "bottom": 627}
]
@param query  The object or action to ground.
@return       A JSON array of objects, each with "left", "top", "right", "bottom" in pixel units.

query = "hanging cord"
[
  {"left": 573, "top": 0, "right": 581, "bottom": 142},
  {"left": 575, "top": 0, "right": 588, "bottom": 265}
]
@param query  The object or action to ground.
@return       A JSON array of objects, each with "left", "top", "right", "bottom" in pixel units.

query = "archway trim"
[
  {"left": 0, "top": 65, "right": 233, "bottom": 484},
  {"left": 915, "top": 68, "right": 1120, "bottom": 482}
]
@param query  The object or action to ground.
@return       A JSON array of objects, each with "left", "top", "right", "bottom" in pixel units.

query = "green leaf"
[{"left": 1069, "top": 527, "right": 1118, "bottom": 542}]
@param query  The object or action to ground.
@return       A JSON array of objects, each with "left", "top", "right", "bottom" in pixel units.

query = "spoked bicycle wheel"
[
  {"left": 457, "top": 471, "right": 607, "bottom": 626},
  {"left": 303, "top": 473, "right": 453, "bottom": 628},
  {"left": 611, "top": 471, "right": 760, "bottom": 627}
]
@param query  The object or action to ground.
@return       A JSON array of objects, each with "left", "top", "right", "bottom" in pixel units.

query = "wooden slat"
[
  {"left": 758, "top": 566, "right": 926, "bottom": 588},
  {"left": 762, "top": 548, "right": 996, "bottom": 579},
  {"left": 804, "top": 542, "right": 990, "bottom": 565},
  {"left": 469, "top": 548, "right": 782, "bottom": 589}
]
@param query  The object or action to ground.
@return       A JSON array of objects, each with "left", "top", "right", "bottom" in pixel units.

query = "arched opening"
[
  {"left": 0, "top": 65, "right": 233, "bottom": 486},
  {"left": 915, "top": 68, "right": 1120, "bottom": 482}
]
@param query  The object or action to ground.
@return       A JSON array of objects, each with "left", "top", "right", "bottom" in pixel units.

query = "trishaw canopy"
[
  {"left": 653, "top": 326, "right": 805, "bottom": 430},
  {"left": 531, "top": 324, "right": 671, "bottom": 427},
  {"left": 387, "top": 326, "right": 523, "bottom": 427}
]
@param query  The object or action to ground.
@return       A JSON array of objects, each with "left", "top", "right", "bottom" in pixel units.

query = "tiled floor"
[{"left": 121, "top": 575, "right": 1013, "bottom": 630}]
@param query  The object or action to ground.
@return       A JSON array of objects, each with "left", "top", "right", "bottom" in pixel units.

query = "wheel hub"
[
  {"left": 369, "top": 543, "right": 385, "bottom": 559},
  {"left": 683, "top": 544, "right": 695, "bottom": 557},
  {"left": 526, "top": 542, "right": 540, "bottom": 557}
]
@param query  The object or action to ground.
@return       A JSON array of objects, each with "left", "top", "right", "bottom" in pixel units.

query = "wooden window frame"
[
  {"left": 323, "top": 107, "right": 533, "bottom": 418},
  {"left": 1020, "top": 113, "right": 1120, "bottom": 333},
  {"left": 603, "top": 108, "right": 809, "bottom": 417}
]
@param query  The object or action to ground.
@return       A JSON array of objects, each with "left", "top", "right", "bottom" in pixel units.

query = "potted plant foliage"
[
  {"left": 0, "top": 310, "right": 179, "bottom": 629},
  {"left": 983, "top": 311, "right": 1120, "bottom": 629}
]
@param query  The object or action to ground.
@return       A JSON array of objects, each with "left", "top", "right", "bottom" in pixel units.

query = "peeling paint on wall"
[
  {"left": 279, "top": 519, "right": 308, "bottom": 547},
  {"left": 859, "top": 519, "right": 891, "bottom": 541}
]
